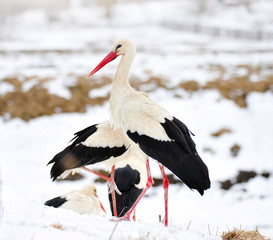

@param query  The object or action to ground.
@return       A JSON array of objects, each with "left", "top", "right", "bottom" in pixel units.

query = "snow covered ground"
[{"left": 1, "top": 0, "right": 273, "bottom": 239}]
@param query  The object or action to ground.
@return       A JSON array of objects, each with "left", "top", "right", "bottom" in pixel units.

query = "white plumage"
[
  {"left": 109, "top": 39, "right": 172, "bottom": 142},
  {"left": 88, "top": 38, "right": 210, "bottom": 196},
  {"left": 48, "top": 120, "right": 148, "bottom": 219},
  {"left": 118, "top": 92, "right": 173, "bottom": 141},
  {"left": 49, "top": 120, "right": 147, "bottom": 180},
  {"left": 88, "top": 38, "right": 210, "bottom": 225},
  {"left": 83, "top": 121, "right": 129, "bottom": 149},
  {"left": 48, "top": 38, "right": 210, "bottom": 226},
  {"left": 45, "top": 184, "right": 102, "bottom": 215}
]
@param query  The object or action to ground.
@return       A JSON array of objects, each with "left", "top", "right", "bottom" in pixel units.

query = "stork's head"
[
  {"left": 112, "top": 38, "right": 136, "bottom": 56},
  {"left": 81, "top": 183, "right": 97, "bottom": 196},
  {"left": 88, "top": 38, "right": 136, "bottom": 77},
  {"left": 82, "top": 183, "right": 107, "bottom": 214}
]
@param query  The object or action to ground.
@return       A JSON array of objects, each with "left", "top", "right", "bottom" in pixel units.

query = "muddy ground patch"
[{"left": 1, "top": 64, "right": 273, "bottom": 121}]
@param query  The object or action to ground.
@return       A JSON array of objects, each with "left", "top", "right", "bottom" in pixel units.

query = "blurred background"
[{"left": 0, "top": 0, "right": 273, "bottom": 239}]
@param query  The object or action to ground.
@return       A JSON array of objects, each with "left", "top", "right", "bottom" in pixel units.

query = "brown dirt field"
[
  {"left": 1, "top": 64, "right": 272, "bottom": 121},
  {"left": 203, "top": 64, "right": 273, "bottom": 107},
  {"left": 0, "top": 76, "right": 110, "bottom": 121},
  {"left": 222, "top": 228, "right": 269, "bottom": 240},
  {"left": 219, "top": 170, "right": 271, "bottom": 190},
  {"left": 211, "top": 128, "right": 232, "bottom": 137},
  {"left": 203, "top": 76, "right": 273, "bottom": 108}
]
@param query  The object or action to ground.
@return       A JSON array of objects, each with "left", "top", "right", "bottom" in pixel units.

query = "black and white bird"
[
  {"left": 45, "top": 183, "right": 106, "bottom": 215},
  {"left": 48, "top": 120, "right": 149, "bottom": 219},
  {"left": 49, "top": 121, "right": 129, "bottom": 181},
  {"left": 88, "top": 38, "right": 211, "bottom": 225}
]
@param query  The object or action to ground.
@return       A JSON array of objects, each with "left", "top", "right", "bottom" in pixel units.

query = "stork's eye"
[{"left": 115, "top": 44, "right": 122, "bottom": 51}]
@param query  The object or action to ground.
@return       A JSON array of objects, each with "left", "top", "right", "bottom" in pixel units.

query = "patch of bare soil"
[
  {"left": 1, "top": 64, "right": 272, "bottom": 121},
  {"left": 55, "top": 172, "right": 85, "bottom": 181},
  {"left": 211, "top": 128, "right": 232, "bottom": 137},
  {"left": 203, "top": 76, "right": 273, "bottom": 108},
  {"left": 94, "top": 169, "right": 109, "bottom": 183},
  {"left": 230, "top": 144, "right": 241, "bottom": 157},
  {"left": 219, "top": 170, "right": 271, "bottom": 190},
  {"left": 176, "top": 64, "right": 273, "bottom": 107},
  {"left": 0, "top": 75, "right": 171, "bottom": 121},
  {"left": 0, "top": 76, "right": 110, "bottom": 121},
  {"left": 203, "top": 64, "right": 273, "bottom": 107},
  {"left": 130, "top": 76, "right": 171, "bottom": 92},
  {"left": 222, "top": 228, "right": 270, "bottom": 240},
  {"left": 177, "top": 80, "right": 200, "bottom": 92},
  {"left": 152, "top": 174, "right": 182, "bottom": 187},
  {"left": 49, "top": 223, "right": 64, "bottom": 230}
]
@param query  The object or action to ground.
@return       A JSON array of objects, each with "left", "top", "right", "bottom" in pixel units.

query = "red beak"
[
  {"left": 95, "top": 193, "right": 107, "bottom": 214},
  {"left": 88, "top": 51, "right": 118, "bottom": 77},
  {"left": 99, "top": 201, "right": 107, "bottom": 214}
]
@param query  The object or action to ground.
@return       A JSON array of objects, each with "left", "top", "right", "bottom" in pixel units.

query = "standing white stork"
[
  {"left": 88, "top": 38, "right": 211, "bottom": 225},
  {"left": 48, "top": 120, "right": 150, "bottom": 219}
]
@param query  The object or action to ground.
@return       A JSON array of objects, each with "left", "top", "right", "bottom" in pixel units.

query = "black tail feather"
[{"left": 45, "top": 196, "right": 67, "bottom": 208}]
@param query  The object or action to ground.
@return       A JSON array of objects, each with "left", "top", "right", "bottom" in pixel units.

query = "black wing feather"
[
  {"left": 168, "top": 117, "right": 197, "bottom": 150},
  {"left": 48, "top": 124, "right": 127, "bottom": 181},
  {"left": 127, "top": 117, "right": 210, "bottom": 195},
  {"left": 70, "top": 124, "right": 98, "bottom": 143}
]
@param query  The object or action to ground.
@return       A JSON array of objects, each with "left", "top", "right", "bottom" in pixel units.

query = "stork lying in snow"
[
  {"left": 45, "top": 183, "right": 106, "bottom": 215},
  {"left": 88, "top": 38, "right": 211, "bottom": 226},
  {"left": 48, "top": 121, "right": 150, "bottom": 219}
]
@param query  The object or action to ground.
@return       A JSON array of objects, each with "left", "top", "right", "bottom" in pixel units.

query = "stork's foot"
[
  {"left": 118, "top": 215, "right": 130, "bottom": 221},
  {"left": 110, "top": 214, "right": 130, "bottom": 222},
  {"left": 113, "top": 213, "right": 131, "bottom": 222},
  {"left": 121, "top": 212, "right": 131, "bottom": 220},
  {"left": 107, "top": 178, "right": 122, "bottom": 195}
]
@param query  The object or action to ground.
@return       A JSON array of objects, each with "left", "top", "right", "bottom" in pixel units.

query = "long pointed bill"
[
  {"left": 88, "top": 51, "right": 118, "bottom": 77},
  {"left": 99, "top": 200, "right": 107, "bottom": 214},
  {"left": 95, "top": 194, "right": 107, "bottom": 214}
]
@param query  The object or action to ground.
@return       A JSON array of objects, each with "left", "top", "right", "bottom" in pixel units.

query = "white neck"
[
  {"left": 112, "top": 48, "right": 135, "bottom": 91},
  {"left": 110, "top": 48, "right": 135, "bottom": 128}
]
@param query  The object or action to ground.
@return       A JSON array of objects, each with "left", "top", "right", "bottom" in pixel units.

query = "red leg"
[
  {"left": 99, "top": 199, "right": 107, "bottom": 214},
  {"left": 110, "top": 165, "right": 118, "bottom": 217},
  {"left": 119, "top": 158, "right": 153, "bottom": 220},
  {"left": 94, "top": 193, "right": 107, "bottom": 214},
  {"left": 158, "top": 163, "right": 169, "bottom": 227},
  {"left": 80, "top": 166, "right": 121, "bottom": 195},
  {"left": 80, "top": 166, "right": 110, "bottom": 181}
]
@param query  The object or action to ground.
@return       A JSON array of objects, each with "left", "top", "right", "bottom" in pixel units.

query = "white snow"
[{"left": 1, "top": 0, "right": 273, "bottom": 239}]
